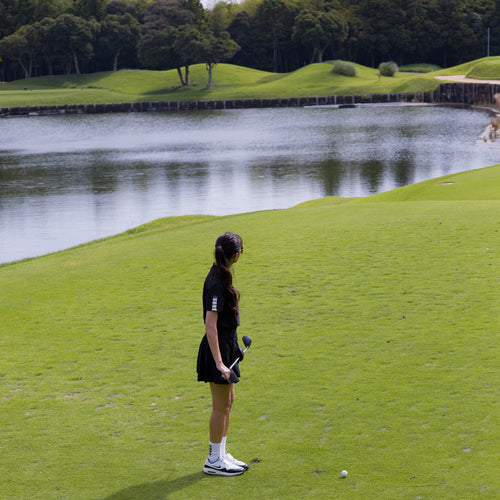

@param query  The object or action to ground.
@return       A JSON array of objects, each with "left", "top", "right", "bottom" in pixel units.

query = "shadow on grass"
[{"left": 103, "top": 472, "right": 204, "bottom": 499}]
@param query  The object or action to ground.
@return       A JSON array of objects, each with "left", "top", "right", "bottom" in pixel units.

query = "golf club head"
[{"left": 242, "top": 335, "right": 252, "bottom": 349}]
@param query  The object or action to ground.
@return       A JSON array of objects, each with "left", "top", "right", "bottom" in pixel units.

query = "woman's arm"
[{"left": 205, "top": 310, "right": 231, "bottom": 380}]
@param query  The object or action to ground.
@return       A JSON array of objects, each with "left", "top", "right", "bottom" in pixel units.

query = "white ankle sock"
[
  {"left": 221, "top": 436, "right": 227, "bottom": 456},
  {"left": 208, "top": 441, "right": 221, "bottom": 462}
]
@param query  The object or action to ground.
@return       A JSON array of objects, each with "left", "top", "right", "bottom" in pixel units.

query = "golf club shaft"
[
  {"left": 224, "top": 345, "right": 250, "bottom": 374},
  {"left": 228, "top": 345, "right": 250, "bottom": 370},
  {"left": 228, "top": 357, "right": 240, "bottom": 370},
  {"left": 220, "top": 336, "right": 252, "bottom": 380}
]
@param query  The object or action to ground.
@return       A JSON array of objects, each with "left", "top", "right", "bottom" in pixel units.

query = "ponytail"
[{"left": 213, "top": 232, "right": 242, "bottom": 313}]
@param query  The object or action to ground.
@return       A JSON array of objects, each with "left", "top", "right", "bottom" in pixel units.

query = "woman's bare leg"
[
  {"left": 204, "top": 383, "right": 246, "bottom": 474},
  {"left": 209, "top": 382, "right": 234, "bottom": 443}
]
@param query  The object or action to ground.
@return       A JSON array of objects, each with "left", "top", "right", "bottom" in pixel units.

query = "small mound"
[{"left": 466, "top": 59, "right": 500, "bottom": 80}]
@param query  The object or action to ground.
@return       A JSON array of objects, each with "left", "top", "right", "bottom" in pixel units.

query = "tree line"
[{"left": 1, "top": 0, "right": 498, "bottom": 83}]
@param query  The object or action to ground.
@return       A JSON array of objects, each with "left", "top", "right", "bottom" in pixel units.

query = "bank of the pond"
[{"left": 1, "top": 82, "right": 499, "bottom": 117}]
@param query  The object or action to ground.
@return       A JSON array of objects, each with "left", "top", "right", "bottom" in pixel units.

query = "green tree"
[
  {"left": 292, "top": 8, "right": 348, "bottom": 63},
  {"left": 200, "top": 30, "right": 240, "bottom": 88},
  {"left": 402, "top": 0, "right": 441, "bottom": 64},
  {"left": 105, "top": 0, "right": 146, "bottom": 18},
  {"left": 462, "top": 0, "right": 496, "bottom": 61},
  {"left": 356, "top": 0, "right": 408, "bottom": 67},
  {"left": 487, "top": 0, "right": 500, "bottom": 56},
  {"left": 171, "top": 25, "right": 203, "bottom": 85},
  {"left": 141, "top": 0, "right": 204, "bottom": 31},
  {"left": 341, "top": 1, "right": 363, "bottom": 63},
  {"left": 208, "top": 1, "right": 238, "bottom": 34},
  {"left": 72, "top": 0, "right": 106, "bottom": 21},
  {"left": 13, "top": 0, "right": 36, "bottom": 28},
  {"left": 31, "top": 17, "right": 54, "bottom": 75},
  {"left": 49, "top": 14, "right": 96, "bottom": 74},
  {"left": 171, "top": 25, "right": 239, "bottom": 88},
  {"left": 99, "top": 13, "right": 141, "bottom": 71},
  {"left": 0, "top": 0, "right": 18, "bottom": 39},
  {"left": 0, "top": 26, "right": 34, "bottom": 78},
  {"left": 137, "top": 27, "right": 186, "bottom": 80},
  {"left": 431, "top": 0, "right": 470, "bottom": 66},
  {"left": 253, "top": 0, "right": 297, "bottom": 72},
  {"left": 226, "top": 10, "right": 255, "bottom": 67},
  {"left": 34, "top": 0, "right": 71, "bottom": 20},
  {"left": 137, "top": 0, "right": 205, "bottom": 85}
]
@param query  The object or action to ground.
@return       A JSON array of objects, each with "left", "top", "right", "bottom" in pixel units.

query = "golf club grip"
[{"left": 220, "top": 368, "right": 233, "bottom": 381}]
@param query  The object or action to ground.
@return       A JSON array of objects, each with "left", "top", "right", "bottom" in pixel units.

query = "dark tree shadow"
[{"left": 102, "top": 472, "right": 204, "bottom": 499}]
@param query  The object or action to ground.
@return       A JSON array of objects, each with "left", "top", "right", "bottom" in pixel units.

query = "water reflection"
[{"left": 0, "top": 106, "right": 499, "bottom": 263}]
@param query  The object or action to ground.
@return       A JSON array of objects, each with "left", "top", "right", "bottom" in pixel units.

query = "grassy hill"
[
  {"left": 466, "top": 58, "right": 500, "bottom": 79},
  {"left": 2, "top": 56, "right": 500, "bottom": 108},
  {"left": 1, "top": 164, "right": 499, "bottom": 498}
]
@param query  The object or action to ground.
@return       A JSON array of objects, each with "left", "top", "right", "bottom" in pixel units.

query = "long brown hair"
[{"left": 214, "top": 232, "right": 243, "bottom": 313}]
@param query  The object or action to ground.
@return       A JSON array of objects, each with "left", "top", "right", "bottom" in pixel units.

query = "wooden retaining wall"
[{"left": 1, "top": 83, "right": 499, "bottom": 118}]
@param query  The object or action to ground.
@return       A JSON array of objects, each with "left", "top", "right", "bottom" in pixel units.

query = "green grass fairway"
[
  {"left": 3, "top": 57, "right": 500, "bottom": 108},
  {"left": 1, "top": 164, "right": 499, "bottom": 498}
]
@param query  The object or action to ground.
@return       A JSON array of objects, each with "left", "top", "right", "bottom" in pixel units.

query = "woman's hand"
[{"left": 217, "top": 363, "right": 231, "bottom": 381}]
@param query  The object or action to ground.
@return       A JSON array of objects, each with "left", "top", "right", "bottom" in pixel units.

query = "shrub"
[
  {"left": 378, "top": 61, "right": 399, "bottom": 77},
  {"left": 332, "top": 60, "right": 358, "bottom": 77}
]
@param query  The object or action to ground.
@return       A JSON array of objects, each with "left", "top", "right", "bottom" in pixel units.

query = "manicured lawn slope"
[
  {"left": 466, "top": 59, "right": 500, "bottom": 80},
  {"left": 2, "top": 57, "right": 500, "bottom": 108},
  {"left": 434, "top": 56, "right": 500, "bottom": 78},
  {"left": 1, "top": 165, "right": 499, "bottom": 499},
  {"left": 355, "top": 163, "right": 500, "bottom": 202}
]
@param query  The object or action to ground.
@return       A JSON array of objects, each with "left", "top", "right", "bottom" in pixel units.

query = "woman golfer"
[{"left": 197, "top": 232, "right": 248, "bottom": 476}]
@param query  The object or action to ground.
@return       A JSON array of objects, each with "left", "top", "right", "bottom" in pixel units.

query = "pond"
[{"left": 0, "top": 105, "right": 498, "bottom": 264}]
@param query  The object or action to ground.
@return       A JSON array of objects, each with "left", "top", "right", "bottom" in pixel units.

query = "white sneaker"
[
  {"left": 225, "top": 452, "right": 249, "bottom": 470},
  {"left": 203, "top": 456, "right": 246, "bottom": 476}
]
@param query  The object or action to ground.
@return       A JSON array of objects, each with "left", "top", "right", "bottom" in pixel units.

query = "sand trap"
[{"left": 435, "top": 75, "right": 500, "bottom": 84}]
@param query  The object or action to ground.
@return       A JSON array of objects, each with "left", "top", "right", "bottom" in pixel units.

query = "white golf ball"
[{"left": 341, "top": 470, "right": 348, "bottom": 477}]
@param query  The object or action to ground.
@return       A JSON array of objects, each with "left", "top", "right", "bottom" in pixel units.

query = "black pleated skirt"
[{"left": 197, "top": 329, "right": 241, "bottom": 384}]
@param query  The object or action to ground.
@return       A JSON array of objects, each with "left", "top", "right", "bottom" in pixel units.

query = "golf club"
[{"left": 221, "top": 335, "right": 252, "bottom": 380}]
